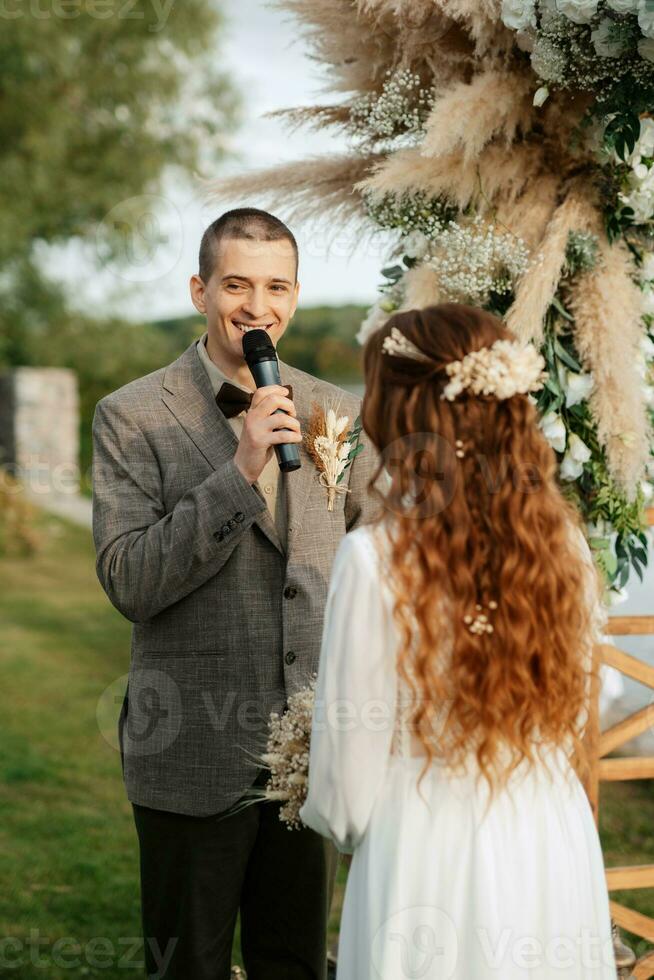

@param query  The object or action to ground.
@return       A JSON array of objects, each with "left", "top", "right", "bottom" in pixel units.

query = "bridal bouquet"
[{"left": 255, "top": 678, "right": 316, "bottom": 829}]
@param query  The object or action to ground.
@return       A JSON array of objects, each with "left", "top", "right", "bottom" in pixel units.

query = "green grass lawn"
[{"left": 0, "top": 511, "right": 651, "bottom": 977}]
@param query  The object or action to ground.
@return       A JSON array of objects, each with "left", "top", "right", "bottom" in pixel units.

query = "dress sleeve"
[
  {"left": 567, "top": 522, "right": 610, "bottom": 736},
  {"left": 299, "top": 529, "right": 397, "bottom": 854}
]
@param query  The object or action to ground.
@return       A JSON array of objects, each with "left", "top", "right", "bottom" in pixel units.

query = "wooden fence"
[{"left": 585, "top": 507, "right": 654, "bottom": 979}]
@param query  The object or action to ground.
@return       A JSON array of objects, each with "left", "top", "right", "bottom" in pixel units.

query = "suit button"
[
  {"left": 285, "top": 650, "right": 296, "bottom": 665},
  {"left": 283, "top": 586, "right": 297, "bottom": 599},
  {"left": 228, "top": 518, "right": 237, "bottom": 527},
  {"left": 234, "top": 512, "right": 244, "bottom": 522},
  {"left": 222, "top": 524, "right": 231, "bottom": 535}
]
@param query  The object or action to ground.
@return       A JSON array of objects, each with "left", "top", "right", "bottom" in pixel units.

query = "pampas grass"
[
  {"left": 506, "top": 186, "right": 599, "bottom": 346},
  {"left": 402, "top": 262, "right": 443, "bottom": 309},
  {"left": 203, "top": 0, "right": 652, "bottom": 521},
  {"left": 356, "top": 142, "right": 547, "bottom": 214},
  {"left": 421, "top": 69, "right": 533, "bottom": 164},
  {"left": 567, "top": 239, "right": 653, "bottom": 499},
  {"left": 200, "top": 153, "right": 383, "bottom": 225},
  {"left": 494, "top": 175, "right": 561, "bottom": 252}
]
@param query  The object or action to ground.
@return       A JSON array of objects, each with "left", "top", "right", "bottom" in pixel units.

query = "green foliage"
[
  {"left": 0, "top": 2, "right": 238, "bottom": 267},
  {"left": 535, "top": 308, "right": 650, "bottom": 590},
  {"left": 563, "top": 231, "right": 599, "bottom": 277}
]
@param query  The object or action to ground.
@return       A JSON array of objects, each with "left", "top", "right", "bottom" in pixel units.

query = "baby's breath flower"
[
  {"left": 350, "top": 69, "right": 435, "bottom": 145},
  {"left": 425, "top": 216, "right": 530, "bottom": 304},
  {"left": 259, "top": 680, "right": 316, "bottom": 830}
]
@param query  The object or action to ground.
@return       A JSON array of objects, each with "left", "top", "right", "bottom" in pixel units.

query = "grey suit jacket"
[{"left": 91, "top": 338, "right": 383, "bottom": 816}]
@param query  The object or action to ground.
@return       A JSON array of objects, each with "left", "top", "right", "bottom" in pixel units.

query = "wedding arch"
[{"left": 207, "top": 2, "right": 654, "bottom": 973}]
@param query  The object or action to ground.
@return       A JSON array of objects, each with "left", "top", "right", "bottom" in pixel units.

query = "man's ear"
[
  {"left": 189, "top": 274, "right": 207, "bottom": 315},
  {"left": 290, "top": 279, "right": 300, "bottom": 319}
]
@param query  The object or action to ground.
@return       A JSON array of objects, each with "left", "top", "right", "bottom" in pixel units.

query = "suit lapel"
[
  {"left": 277, "top": 357, "right": 319, "bottom": 559},
  {"left": 161, "top": 342, "right": 318, "bottom": 560}
]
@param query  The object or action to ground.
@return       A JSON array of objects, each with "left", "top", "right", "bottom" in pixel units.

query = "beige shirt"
[{"left": 196, "top": 331, "right": 287, "bottom": 546}]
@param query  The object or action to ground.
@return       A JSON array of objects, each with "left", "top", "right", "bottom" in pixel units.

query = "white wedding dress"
[{"left": 299, "top": 522, "right": 617, "bottom": 979}]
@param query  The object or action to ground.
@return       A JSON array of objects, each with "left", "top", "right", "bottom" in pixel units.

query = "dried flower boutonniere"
[{"left": 304, "top": 401, "right": 364, "bottom": 511}]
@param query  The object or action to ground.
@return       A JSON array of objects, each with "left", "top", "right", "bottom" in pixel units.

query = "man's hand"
[{"left": 233, "top": 385, "right": 302, "bottom": 485}]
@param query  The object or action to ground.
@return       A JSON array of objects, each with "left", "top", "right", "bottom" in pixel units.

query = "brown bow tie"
[
  {"left": 216, "top": 381, "right": 293, "bottom": 419},
  {"left": 216, "top": 381, "right": 253, "bottom": 418}
]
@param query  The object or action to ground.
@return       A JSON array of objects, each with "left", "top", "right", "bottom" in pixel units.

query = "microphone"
[{"left": 242, "top": 329, "right": 302, "bottom": 473}]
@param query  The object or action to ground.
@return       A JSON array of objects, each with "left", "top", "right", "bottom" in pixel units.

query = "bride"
[{"left": 299, "top": 303, "right": 617, "bottom": 979}]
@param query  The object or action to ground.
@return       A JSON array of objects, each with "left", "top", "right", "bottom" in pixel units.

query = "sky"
[
  {"left": 43, "top": 0, "right": 392, "bottom": 322},
  {"left": 37, "top": 0, "right": 654, "bottom": 725}
]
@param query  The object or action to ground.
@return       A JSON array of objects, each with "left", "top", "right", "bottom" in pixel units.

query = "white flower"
[
  {"left": 440, "top": 338, "right": 546, "bottom": 401},
  {"left": 642, "top": 383, "right": 654, "bottom": 405},
  {"left": 591, "top": 18, "right": 629, "bottom": 56},
  {"left": 555, "top": 0, "right": 600, "bottom": 24},
  {"left": 403, "top": 230, "right": 430, "bottom": 260},
  {"left": 638, "top": 35, "right": 654, "bottom": 60},
  {"left": 533, "top": 85, "right": 550, "bottom": 106},
  {"left": 642, "top": 290, "right": 654, "bottom": 316},
  {"left": 639, "top": 0, "right": 654, "bottom": 37},
  {"left": 501, "top": 0, "right": 537, "bottom": 30},
  {"left": 560, "top": 433, "right": 592, "bottom": 480},
  {"left": 606, "top": 0, "right": 638, "bottom": 11},
  {"left": 640, "top": 333, "right": 654, "bottom": 358},
  {"left": 356, "top": 298, "right": 393, "bottom": 345},
  {"left": 539, "top": 411, "right": 567, "bottom": 452},
  {"left": 607, "top": 585, "right": 629, "bottom": 606},
  {"left": 562, "top": 369, "right": 594, "bottom": 406},
  {"left": 641, "top": 479, "right": 654, "bottom": 500},
  {"left": 640, "top": 253, "right": 654, "bottom": 281}
]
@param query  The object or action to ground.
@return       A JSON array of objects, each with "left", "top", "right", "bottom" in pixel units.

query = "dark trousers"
[{"left": 131, "top": 773, "right": 339, "bottom": 980}]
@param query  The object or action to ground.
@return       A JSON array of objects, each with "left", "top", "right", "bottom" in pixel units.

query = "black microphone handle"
[{"left": 248, "top": 356, "right": 302, "bottom": 473}]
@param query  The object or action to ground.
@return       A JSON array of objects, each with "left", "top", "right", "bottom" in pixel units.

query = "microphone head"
[{"left": 242, "top": 328, "right": 276, "bottom": 365}]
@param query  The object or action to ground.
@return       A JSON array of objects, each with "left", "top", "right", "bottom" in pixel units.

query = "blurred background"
[{"left": 0, "top": 0, "right": 653, "bottom": 975}]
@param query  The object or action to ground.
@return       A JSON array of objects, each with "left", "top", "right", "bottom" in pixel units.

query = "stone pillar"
[{"left": 0, "top": 367, "right": 79, "bottom": 498}]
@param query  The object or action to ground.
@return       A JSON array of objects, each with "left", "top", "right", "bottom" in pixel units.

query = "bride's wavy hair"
[{"left": 361, "top": 303, "right": 601, "bottom": 804}]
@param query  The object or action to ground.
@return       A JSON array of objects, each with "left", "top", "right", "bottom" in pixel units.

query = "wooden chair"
[{"left": 583, "top": 507, "right": 654, "bottom": 979}]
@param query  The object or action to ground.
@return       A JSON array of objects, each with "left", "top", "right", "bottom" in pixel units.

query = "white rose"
[
  {"left": 563, "top": 370, "right": 594, "bottom": 406},
  {"left": 639, "top": 0, "right": 654, "bottom": 37},
  {"left": 556, "top": 0, "right": 599, "bottom": 23},
  {"left": 591, "top": 18, "right": 628, "bottom": 56},
  {"left": 638, "top": 35, "right": 654, "bottom": 59},
  {"left": 560, "top": 433, "right": 591, "bottom": 480},
  {"left": 640, "top": 333, "right": 654, "bottom": 358},
  {"left": 560, "top": 453, "right": 584, "bottom": 480},
  {"left": 607, "top": 586, "right": 629, "bottom": 606},
  {"left": 570, "top": 432, "right": 592, "bottom": 460},
  {"left": 501, "top": 0, "right": 537, "bottom": 30},
  {"left": 403, "top": 230, "right": 430, "bottom": 261},
  {"left": 606, "top": 0, "right": 638, "bottom": 11},
  {"left": 533, "top": 85, "right": 550, "bottom": 106},
  {"left": 539, "top": 411, "right": 567, "bottom": 452},
  {"left": 636, "top": 117, "right": 654, "bottom": 157}
]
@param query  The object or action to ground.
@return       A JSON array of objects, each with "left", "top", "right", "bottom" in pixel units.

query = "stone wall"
[{"left": 0, "top": 368, "right": 79, "bottom": 498}]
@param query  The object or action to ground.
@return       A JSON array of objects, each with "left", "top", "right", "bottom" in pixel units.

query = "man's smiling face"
[{"left": 190, "top": 236, "right": 299, "bottom": 377}]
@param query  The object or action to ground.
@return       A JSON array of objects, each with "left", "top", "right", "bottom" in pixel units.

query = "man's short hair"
[{"left": 198, "top": 208, "right": 299, "bottom": 284}]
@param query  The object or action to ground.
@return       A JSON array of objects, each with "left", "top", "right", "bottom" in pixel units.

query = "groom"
[{"left": 91, "top": 207, "right": 382, "bottom": 979}]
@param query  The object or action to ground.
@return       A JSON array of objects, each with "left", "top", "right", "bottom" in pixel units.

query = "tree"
[{"left": 0, "top": 0, "right": 239, "bottom": 366}]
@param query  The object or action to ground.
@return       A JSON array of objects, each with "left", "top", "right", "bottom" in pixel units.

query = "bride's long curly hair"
[{"left": 361, "top": 303, "right": 602, "bottom": 804}]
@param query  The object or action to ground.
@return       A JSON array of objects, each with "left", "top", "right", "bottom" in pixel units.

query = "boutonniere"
[{"left": 303, "top": 400, "right": 364, "bottom": 511}]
